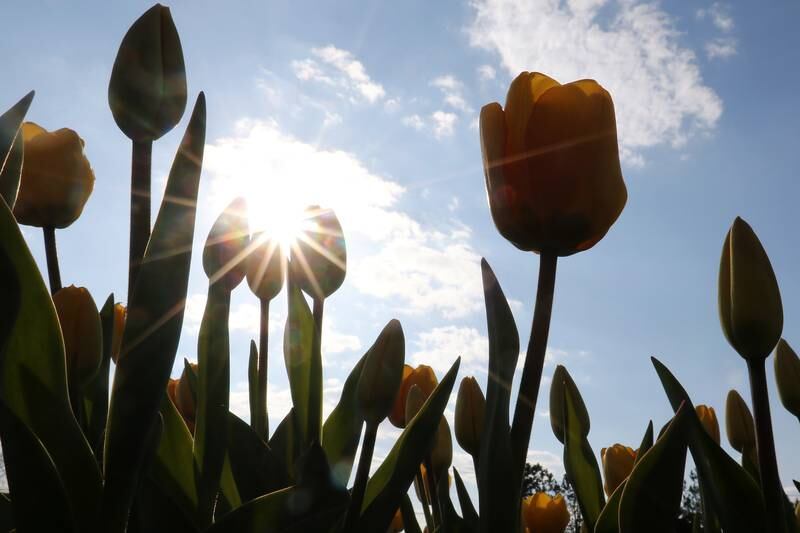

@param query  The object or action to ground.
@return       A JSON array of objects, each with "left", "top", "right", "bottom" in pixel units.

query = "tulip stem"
[
  {"left": 256, "top": 297, "right": 269, "bottom": 439},
  {"left": 128, "top": 139, "right": 152, "bottom": 300},
  {"left": 343, "top": 421, "right": 378, "bottom": 531},
  {"left": 417, "top": 468, "right": 434, "bottom": 530},
  {"left": 510, "top": 252, "right": 558, "bottom": 482},
  {"left": 424, "top": 456, "right": 444, "bottom": 528},
  {"left": 309, "top": 297, "right": 324, "bottom": 442},
  {"left": 42, "top": 226, "right": 62, "bottom": 295},
  {"left": 746, "top": 358, "right": 787, "bottom": 533}
]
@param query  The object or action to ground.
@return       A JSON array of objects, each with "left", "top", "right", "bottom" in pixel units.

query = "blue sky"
[{"left": 2, "top": 0, "right": 799, "bottom": 506}]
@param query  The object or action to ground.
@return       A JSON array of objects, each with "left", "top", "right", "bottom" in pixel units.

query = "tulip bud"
[
  {"left": 405, "top": 384, "right": 425, "bottom": 425},
  {"left": 522, "top": 492, "right": 570, "bottom": 533},
  {"left": 110, "top": 303, "right": 127, "bottom": 364},
  {"left": 725, "top": 390, "right": 755, "bottom": 452},
  {"left": 718, "top": 217, "right": 783, "bottom": 360},
  {"left": 203, "top": 198, "right": 249, "bottom": 290},
  {"left": 53, "top": 286, "right": 103, "bottom": 389},
  {"left": 695, "top": 405, "right": 720, "bottom": 445},
  {"left": 357, "top": 319, "right": 406, "bottom": 425},
  {"left": 601, "top": 444, "right": 637, "bottom": 497},
  {"left": 775, "top": 339, "right": 800, "bottom": 418},
  {"left": 549, "top": 365, "right": 590, "bottom": 444},
  {"left": 390, "top": 364, "right": 438, "bottom": 428},
  {"left": 166, "top": 378, "right": 179, "bottom": 405},
  {"left": 108, "top": 4, "right": 187, "bottom": 142},
  {"left": 430, "top": 417, "right": 453, "bottom": 476},
  {"left": 388, "top": 508, "right": 403, "bottom": 532},
  {"left": 246, "top": 232, "right": 285, "bottom": 301},
  {"left": 175, "top": 362, "right": 198, "bottom": 431},
  {"left": 454, "top": 376, "right": 485, "bottom": 456},
  {"left": 13, "top": 122, "right": 94, "bottom": 228},
  {"left": 293, "top": 206, "right": 346, "bottom": 300}
]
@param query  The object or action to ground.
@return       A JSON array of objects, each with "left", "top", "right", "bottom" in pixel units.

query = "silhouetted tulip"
[
  {"left": 108, "top": 4, "right": 187, "bottom": 141},
  {"left": 390, "top": 364, "right": 438, "bottom": 427},
  {"left": 246, "top": 232, "right": 285, "bottom": 300},
  {"left": 404, "top": 384, "right": 425, "bottom": 425},
  {"left": 388, "top": 508, "right": 403, "bottom": 532},
  {"left": 53, "top": 285, "right": 102, "bottom": 388},
  {"left": 13, "top": 122, "right": 94, "bottom": 228},
  {"left": 480, "top": 72, "right": 627, "bottom": 256},
  {"left": 725, "top": 389, "right": 756, "bottom": 456},
  {"left": 203, "top": 198, "right": 249, "bottom": 290},
  {"left": 430, "top": 417, "right": 453, "bottom": 476},
  {"left": 775, "top": 339, "right": 800, "bottom": 418},
  {"left": 549, "top": 364, "right": 590, "bottom": 444},
  {"left": 167, "top": 378, "right": 179, "bottom": 405},
  {"left": 521, "top": 492, "right": 570, "bottom": 533},
  {"left": 455, "top": 376, "right": 485, "bottom": 456},
  {"left": 357, "top": 319, "right": 406, "bottom": 425},
  {"left": 293, "top": 206, "right": 346, "bottom": 299},
  {"left": 110, "top": 303, "right": 127, "bottom": 364},
  {"left": 718, "top": 217, "right": 783, "bottom": 360},
  {"left": 601, "top": 444, "right": 636, "bottom": 497},
  {"left": 695, "top": 405, "right": 720, "bottom": 444}
]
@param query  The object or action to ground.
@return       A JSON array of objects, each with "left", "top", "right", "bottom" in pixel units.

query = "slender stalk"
[
  {"left": 747, "top": 358, "right": 787, "bottom": 533},
  {"left": 417, "top": 468, "right": 434, "bottom": 531},
  {"left": 343, "top": 422, "right": 378, "bottom": 531},
  {"left": 309, "top": 297, "right": 324, "bottom": 442},
  {"left": 510, "top": 252, "right": 558, "bottom": 476},
  {"left": 128, "top": 139, "right": 152, "bottom": 299},
  {"left": 256, "top": 297, "right": 269, "bottom": 439},
  {"left": 42, "top": 226, "right": 62, "bottom": 294},
  {"left": 424, "top": 456, "right": 444, "bottom": 529}
]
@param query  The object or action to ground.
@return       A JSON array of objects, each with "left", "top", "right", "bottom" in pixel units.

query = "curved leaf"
[
  {"left": 400, "top": 493, "right": 422, "bottom": 533},
  {"left": 0, "top": 91, "right": 33, "bottom": 207},
  {"left": 83, "top": 293, "right": 115, "bottom": 457},
  {"left": 283, "top": 281, "right": 316, "bottom": 446},
  {"left": 228, "top": 412, "right": 289, "bottom": 502},
  {"left": 454, "top": 467, "right": 478, "bottom": 526},
  {"left": 270, "top": 408, "right": 302, "bottom": 483}
]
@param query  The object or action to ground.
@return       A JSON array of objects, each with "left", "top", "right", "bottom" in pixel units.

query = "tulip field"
[{"left": 1, "top": 3, "right": 799, "bottom": 533}]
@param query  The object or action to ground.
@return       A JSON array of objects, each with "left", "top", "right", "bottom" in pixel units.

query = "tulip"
[
  {"left": 480, "top": 72, "right": 627, "bottom": 256},
  {"left": 13, "top": 122, "right": 94, "bottom": 229},
  {"left": 695, "top": 405, "right": 720, "bottom": 445},
  {"left": 166, "top": 378, "right": 179, "bottom": 405},
  {"left": 775, "top": 339, "right": 800, "bottom": 418},
  {"left": 357, "top": 320, "right": 406, "bottom": 425},
  {"left": 430, "top": 417, "right": 453, "bottom": 476},
  {"left": 246, "top": 233, "right": 285, "bottom": 301},
  {"left": 53, "top": 286, "right": 103, "bottom": 390},
  {"left": 549, "top": 364, "right": 590, "bottom": 444},
  {"left": 405, "top": 384, "right": 426, "bottom": 424},
  {"left": 718, "top": 217, "right": 783, "bottom": 361},
  {"left": 110, "top": 303, "right": 127, "bottom": 364},
  {"left": 725, "top": 390, "right": 755, "bottom": 452},
  {"left": 601, "top": 444, "right": 636, "bottom": 497},
  {"left": 203, "top": 198, "right": 249, "bottom": 291},
  {"left": 388, "top": 508, "right": 404, "bottom": 532},
  {"left": 454, "top": 376, "right": 485, "bottom": 457},
  {"left": 521, "top": 492, "right": 570, "bottom": 533},
  {"left": 389, "top": 364, "right": 438, "bottom": 427},
  {"left": 175, "top": 362, "right": 198, "bottom": 431},
  {"left": 293, "top": 206, "right": 346, "bottom": 300},
  {"left": 108, "top": 4, "right": 187, "bottom": 142}
]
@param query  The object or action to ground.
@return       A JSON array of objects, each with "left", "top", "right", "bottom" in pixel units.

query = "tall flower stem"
[
  {"left": 309, "top": 297, "right": 324, "bottom": 442},
  {"left": 42, "top": 226, "right": 62, "bottom": 295},
  {"left": 424, "top": 456, "right": 444, "bottom": 528},
  {"left": 747, "top": 358, "right": 787, "bottom": 533},
  {"left": 256, "top": 297, "right": 269, "bottom": 438},
  {"left": 510, "top": 252, "right": 558, "bottom": 478},
  {"left": 128, "top": 139, "right": 152, "bottom": 298},
  {"left": 343, "top": 421, "right": 378, "bottom": 531},
  {"left": 417, "top": 468, "right": 434, "bottom": 530}
]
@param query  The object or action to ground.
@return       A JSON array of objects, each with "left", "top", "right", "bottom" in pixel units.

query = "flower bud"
[
  {"left": 53, "top": 286, "right": 102, "bottom": 389},
  {"left": 775, "top": 339, "right": 800, "bottom": 418},
  {"left": 389, "top": 364, "right": 438, "bottom": 428},
  {"left": 293, "top": 206, "right": 346, "bottom": 300},
  {"left": 357, "top": 319, "right": 406, "bottom": 425},
  {"left": 601, "top": 444, "right": 636, "bottom": 497},
  {"left": 695, "top": 405, "right": 720, "bottom": 445},
  {"left": 430, "top": 417, "right": 453, "bottom": 476},
  {"left": 414, "top": 463, "right": 451, "bottom": 505},
  {"left": 175, "top": 362, "right": 197, "bottom": 432},
  {"left": 388, "top": 508, "right": 403, "bottom": 532},
  {"left": 454, "top": 376, "right": 485, "bottom": 456},
  {"left": 13, "top": 122, "right": 94, "bottom": 228},
  {"left": 203, "top": 198, "right": 249, "bottom": 290},
  {"left": 110, "top": 303, "right": 127, "bottom": 364},
  {"left": 405, "top": 384, "right": 425, "bottom": 424},
  {"left": 718, "top": 217, "right": 783, "bottom": 360},
  {"left": 108, "top": 4, "right": 187, "bottom": 142},
  {"left": 549, "top": 364, "right": 590, "bottom": 444},
  {"left": 725, "top": 390, "right": 755, "bottom": 452},
  {"left": 166, "top": 378, "right": 179, "bottom": 405},
  {"left": 246, "top": 232, "right": 285, "bottom": 301},
  {"left": 521, "top": 492, "right": 570, "bottom": 533}
]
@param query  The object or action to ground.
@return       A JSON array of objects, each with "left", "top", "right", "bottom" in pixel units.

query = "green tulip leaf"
[
  {"left": 130, "top": 476, "right": 197, "bottom": 533},
  {"left": 453, "top": 467, "right": 479, "bottom": 526},
  {"left": 0, "top": 492, "right": 13, "bottom": 532},
  {"left": 0, "top": 132, "right": 22, "bottom": 210},
  {"left": 270, "top": 408, "right": 302, "bottom": 483},
  {"left": 83, "top": 293, "right": 114, "bottom": 457},
  {"left": 635, "top": 420, "right": 654, "bottom": 465},
  {"left": 400, "top": 493, "right": 422, "bottom": 533},
  {"left": 618, "top": 403, "right": 689, "bottom": 532},
  {"left": 356, "top": 357, "right": 460, "bottom": 533},
  {"left": 228, "top": 412, "right": 289, "bottom": 502},
  {"left": 321, "top": 349, "right": 368, "bottom": 486},
  {"left": 102, "top": 94, "right": 206, "bottom": 533},
  {"left": 594, "top": 480, "right": 625, "bottom": 533},
  {"left": 563, "top": 385, "right": 605, "bottom": 529},
  {"left": 477, "top": 259, "right": 520, "bottom": 532},
  {"left": 283, "top": 280, "right": 318, "bottom": 447},
  {"left": 0, "top": 91, "right": 33, "bottom": 208},
  {"left": 0, "top": 187, "right": 102, "bottom": 532},
  {"left": 652, "top": 357, "right": 766, "bottom": 532}
]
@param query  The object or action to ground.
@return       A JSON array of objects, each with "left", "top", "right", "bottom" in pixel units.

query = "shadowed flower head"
[
  {"left": 601, "top": 444, "right": 637, "bottom": 497},
  {"left": 389, "top": 364, "right": 438, "bottom": 428},
  {"left": 521, "top": 492, "right": 570, "bottom": 533},
  {"left": 695, "top": 404, "right": 720, "bottom": 445}
]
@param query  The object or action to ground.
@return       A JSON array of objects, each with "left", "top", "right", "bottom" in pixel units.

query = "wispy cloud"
[
  {"left": 431, "top": 74, "right": 473, "bottom": 113},
  {"left": 697, "top": 3, "right": 737, "bottom": 60},
  {"left": 431, "top": 110, "right": 458, "bottom": 138},
  {"left": 291, "top": 45, "right": 386, "bottom": 103},
  {"left": 477, "top": 64, "right": 496, "bottom": 81}
]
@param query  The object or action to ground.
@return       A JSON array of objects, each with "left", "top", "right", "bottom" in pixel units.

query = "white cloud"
[
  {"left": 412, "top": 325, "right": 488, "bottom": 374},
  {"left": 431, "top": 110, "right": 458, "bottom": 138},
  {"left": 705, "top": 37, "right": 737, "bottom": 60},
  {"left": 431, "top": 75, "right": 473, "bottom": 113},
  {"left": 477, "top": 64, "right": 496, "bottom": 81},
  {"left": 697, "top": 3, "right": 734, "bottom": 33},
  {"left": 402, "top": 114, "right": 425, "bottom": 131},
  {"left": 292, "top": 45, "right": 386, "bottom": 103},
  {"left": 468, "top": 0, "right": 723, "bottom": 163},
  {"left": 697, "top": 3, "right": 737, "bottom": 60},
  {"left": 383, "top": 97, "right": 400, "bottom": 112}
]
